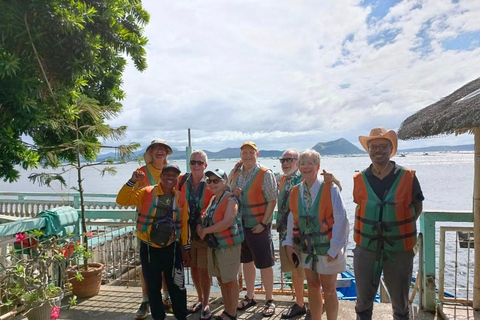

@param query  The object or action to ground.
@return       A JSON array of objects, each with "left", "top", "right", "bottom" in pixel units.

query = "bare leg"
[
  {"left": 320, "top": 274, "right": 338, "bottom": 320},
  {"left": 243, "top": 262, "right": 256, "bottom": 299},
  {"left": 191, "top": 266, "right": 203, "bottom": 304},
  {"left": 305, "top": 269, "right": 323, "bottom": 320},
  {"left": 260, "top": 266, "right": 274, "bottom": 301},
  {"left": 222, "top": 278, "right": 239, "bottom": 317},
  {"left": 199, "top": 267, "right": 211, "bottom": 308},
  {"left": 291, "top": 270, "right": 305, "bottom": 307}
]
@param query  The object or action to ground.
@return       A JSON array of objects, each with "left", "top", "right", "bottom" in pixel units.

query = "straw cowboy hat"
[
  {"left": 143, "top": 139, "right": 173, "bottom": 164},
  {"left": 359, "top": 127, "right": 398, "bottom": 159}
]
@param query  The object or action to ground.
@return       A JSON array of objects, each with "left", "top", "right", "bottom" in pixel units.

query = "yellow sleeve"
[{"left": 116, "top": 184, "right": 145, "bottom": 207}]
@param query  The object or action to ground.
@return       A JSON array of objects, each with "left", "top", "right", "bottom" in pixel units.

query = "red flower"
[
  {"left": 50, "top": 306, "right": 60, "bottom": 320},
  {"left": 15, "top": 233, "right": 27, "bottom": 242},
  {"left": 84, "top": 231, "right": 94, "bottom": 238}
]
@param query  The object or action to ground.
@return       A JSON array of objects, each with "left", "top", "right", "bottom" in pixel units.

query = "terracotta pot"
[{"left": 67, "top": 263, "right": 104, "bottom": 298}]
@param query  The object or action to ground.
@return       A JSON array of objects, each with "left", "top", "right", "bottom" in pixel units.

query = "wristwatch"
[{"left": 260, "top": 222, "right": 268, "bottom": 229}]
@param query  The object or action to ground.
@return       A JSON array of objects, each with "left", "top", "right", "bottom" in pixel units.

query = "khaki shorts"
[
  {"left": 190, "top": 239, "right": 208, "bottom": 269},
  {"left": 207, "top": 244, "right": 241, "bottom": 283},
  {"left": 280, "top": 244, "right": 305, "bottom": 278}
]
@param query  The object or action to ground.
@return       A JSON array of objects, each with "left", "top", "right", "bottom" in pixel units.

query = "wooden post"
[{"left": 474, "top": 128, "right": 480, "bottom": 310}]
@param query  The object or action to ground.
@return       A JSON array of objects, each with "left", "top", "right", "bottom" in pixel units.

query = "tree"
[
  {"left": 0, "top": 0, "right": 149, "bottom": 181},
  {"left": 29, "top": 94, "right": 140, "bottom": 271}
]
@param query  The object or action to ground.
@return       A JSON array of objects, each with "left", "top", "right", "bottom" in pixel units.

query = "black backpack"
[{"left": 149, "top": 195, "right": 177, "bottom": 247}]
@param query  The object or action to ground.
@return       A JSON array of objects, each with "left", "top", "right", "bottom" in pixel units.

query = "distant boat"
[
  {"left": 423, "top": 152, "right": 429, "bottom": 155},
  {"left": 399, "top": 153, "right": 406, "bottom": 157}
]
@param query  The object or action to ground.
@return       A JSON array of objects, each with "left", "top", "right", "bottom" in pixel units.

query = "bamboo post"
[{"left": 474, "top": 128, "right": 480, "bottom": 310}]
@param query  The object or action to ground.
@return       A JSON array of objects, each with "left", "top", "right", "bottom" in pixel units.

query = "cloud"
[{"left": 110, "top": 0, "right": 480, "bottom": 152}]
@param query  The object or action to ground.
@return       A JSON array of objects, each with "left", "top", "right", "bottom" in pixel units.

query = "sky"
[{"left": 109, "top": 0, "right": 480, "bottom": 152}]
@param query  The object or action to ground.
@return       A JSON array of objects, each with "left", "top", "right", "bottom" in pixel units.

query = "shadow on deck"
[{"left": 13, "top": 286, "right": 443, "bottom": 320}]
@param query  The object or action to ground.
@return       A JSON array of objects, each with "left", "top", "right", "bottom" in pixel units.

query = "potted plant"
[
  {"left": 28, "top": 95, "right": 139, "bottom": 298},
  {"left": 0, "top": 230, "right": 77, "bottom": 320}
]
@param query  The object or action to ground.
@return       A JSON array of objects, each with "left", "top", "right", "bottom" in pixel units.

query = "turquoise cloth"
[{"left": 36, "top": 206, "right": 79, "bottom": 236}]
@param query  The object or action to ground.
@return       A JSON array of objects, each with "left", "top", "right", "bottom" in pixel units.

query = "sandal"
[
  {"left": 281, "top": 303, "right": 306, "bottom": 319},
  {"left": 188, "top": 302, "right": 202, "bottom": 314},
  {"left": 201, "top": 307, "right": 212, "bottom": 320},
  {"left": 213, "top": 311, "right": 236, "bottom": 320},
  {"left": 237, "top": 295, "right": 257, "bottom": 311},
  {"left": 262, "top": 300, "right": 276, "bottom": 317}
]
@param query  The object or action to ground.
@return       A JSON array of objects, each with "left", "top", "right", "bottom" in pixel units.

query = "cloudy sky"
[{"left": 109, "top": 0, "right": 480, "bottom": 152}]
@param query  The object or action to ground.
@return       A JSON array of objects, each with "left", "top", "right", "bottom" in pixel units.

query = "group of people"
[{"left": 116, "top": 126, "right": 424, "bottom": 320}]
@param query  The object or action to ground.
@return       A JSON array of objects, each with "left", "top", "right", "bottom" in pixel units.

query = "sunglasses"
[
  {"left": 190, "top": 160, "right": 205, "bottom": 166},
  {"left": 279, "top": 158, "right": 298, "bottom": 164},
  {"left": 207, "top": 179, "right": 222, "bottom": 184}
]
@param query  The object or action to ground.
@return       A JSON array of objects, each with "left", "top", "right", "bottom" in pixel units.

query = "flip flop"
[
  {"left": 237, "top": 295, "right": 257, "bottom": 311},
  {"left": 188, "top": 302, "right": 202, "bottom": 313}
]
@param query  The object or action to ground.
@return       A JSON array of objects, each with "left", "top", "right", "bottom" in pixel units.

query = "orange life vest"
[
  {"left": 202, "top": 192, "right": 244, "bottom": 248},
  {"left": 353, "top": 168, "right": 416, "bottom": 252},
  {"left": 137, "top": 186, "right": 185, "bottom": 248},
  {"left": 231, "top": 167, "right": 268, "bottom": 228}
]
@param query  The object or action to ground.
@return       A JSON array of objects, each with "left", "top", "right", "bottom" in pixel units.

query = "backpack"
[{"left": 149, "top": 195, "right": 177, "bottom": 247}]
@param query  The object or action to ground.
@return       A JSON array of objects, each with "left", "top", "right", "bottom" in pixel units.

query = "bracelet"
[{"left": 260, "top": 222, "right": 268, "bottom": 229}]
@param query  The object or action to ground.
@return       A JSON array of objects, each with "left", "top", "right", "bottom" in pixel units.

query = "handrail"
[{"left": 420, "top": 210, "right": 473, "bottom": 312}]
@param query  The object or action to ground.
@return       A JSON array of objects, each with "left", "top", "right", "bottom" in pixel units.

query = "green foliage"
[
  {"left": 0, "top": 230, "right": 78, "bottom": 312},
  {"left": 0, "top": 0, "right": 149, "bottom": 181}
]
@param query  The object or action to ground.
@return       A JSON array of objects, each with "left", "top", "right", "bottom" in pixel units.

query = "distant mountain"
[
  {"left": 399, "top": 144, "right": 474, "bottom": 153},
  {"left": 312, "top": 138, "right": 364, "bottom": 155},
  {"left": 95, "top": 138, "right": 471, "bottom": 162}
]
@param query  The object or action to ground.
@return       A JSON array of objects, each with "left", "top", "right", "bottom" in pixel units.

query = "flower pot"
[
  {"left": 24, "top": 290, "right": 63, "bottom": 320},
  {"left": 67, "top": 262, "right": 104, "bottom": 298}
]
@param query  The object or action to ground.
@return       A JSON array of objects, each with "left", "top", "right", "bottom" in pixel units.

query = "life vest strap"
[
  {"left": 355, "top": 215, "right": 416, "bottom": 227},
  {"left": 243, "top": 201, "right": 268, "bottom": 208},
  {"left": 354, "top": 228, "right": 416, "bottom": 242},
  {"left": 376, "top": 200, "right": 397, "bottom": 207}
]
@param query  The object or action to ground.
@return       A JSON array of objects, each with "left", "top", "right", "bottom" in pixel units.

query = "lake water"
[
  {"left": 2, "top": 151, "right": 473, "bottom": 213},
  {"left": 0, "top": 151, "right": 475, "bottom": 296}
]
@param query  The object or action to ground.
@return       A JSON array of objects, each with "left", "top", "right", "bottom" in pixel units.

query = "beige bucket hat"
[
  {"left": 143, "top": 139, "right": 172, "bottom": 164},
  {"left": 358, "top": 127, "right": 398, "bottom": 158}
]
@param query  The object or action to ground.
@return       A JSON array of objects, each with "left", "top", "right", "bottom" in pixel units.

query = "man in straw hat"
[
  {"left": 353, "top": 127, "right": 424, "bottom": 320},
  {"left": 131, "top": 139, "right": 173, "bottom": 319}
]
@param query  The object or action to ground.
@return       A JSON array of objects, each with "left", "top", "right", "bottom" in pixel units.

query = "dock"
[{"left": 13, "top": 286, "right": 443, "bottom": 320}]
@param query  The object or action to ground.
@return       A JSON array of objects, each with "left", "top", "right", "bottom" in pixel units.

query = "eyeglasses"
[
  {"left": 206, "top": 179, "right": 222, "bottom": 184},
  {"left": 279, "top": 158, "right": 298, "bottom": 164},
  {"left": 367, "top": 144, "right": 390, "bottom": 152},
  {"left": 190, "top": 160, "right": 205, "bottom": 166}
]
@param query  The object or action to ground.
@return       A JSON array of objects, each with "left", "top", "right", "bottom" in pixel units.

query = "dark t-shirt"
[{"left": 365, "top": 161, "right": 424, "bottom": 202}]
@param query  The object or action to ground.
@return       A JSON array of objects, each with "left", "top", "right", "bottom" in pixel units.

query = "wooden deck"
[{"left": 12, "top": 285, "right": 444, "bottom": 320}]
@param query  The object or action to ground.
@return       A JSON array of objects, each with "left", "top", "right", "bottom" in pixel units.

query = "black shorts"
[{"left": 241, "top": 225, "right": 275, "bottom": 269}]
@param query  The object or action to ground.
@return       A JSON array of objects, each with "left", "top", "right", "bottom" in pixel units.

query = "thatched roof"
[{"left": 398, "top": 77, "right": 480, "bottom": 140}]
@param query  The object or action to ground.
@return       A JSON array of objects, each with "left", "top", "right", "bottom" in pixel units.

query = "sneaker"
[
  {"left": 163, "top": 298, "right": 173, "bottom": 314},
  {"left": 136, "top": 302, "right": 150, "bottom": 320}
]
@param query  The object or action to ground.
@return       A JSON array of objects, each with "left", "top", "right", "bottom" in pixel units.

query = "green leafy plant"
[
  {"left": 0, "top": 230, "right": 78, "bottom": 318},
  {"left": 28, "top": 95, "right": 140, "bottom": 271},
  {"left": 0, "top": 0, "right": 149, "bottom": 183}
]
